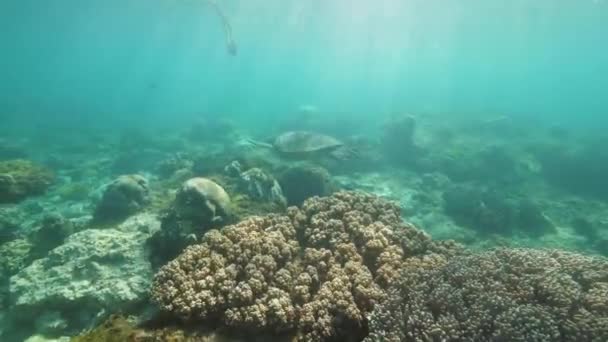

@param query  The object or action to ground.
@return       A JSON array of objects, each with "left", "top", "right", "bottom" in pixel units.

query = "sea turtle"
[{"left": 246, "top": 131, "right": 357, "bottom": 160}]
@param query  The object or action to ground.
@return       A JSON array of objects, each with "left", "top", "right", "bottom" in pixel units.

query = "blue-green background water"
[{"left": 1, "top": 0, "right": 607, "bottom": 131}]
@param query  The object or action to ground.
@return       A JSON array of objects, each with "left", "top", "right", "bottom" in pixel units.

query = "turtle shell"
[{"left": 273, "top": 131, "right": 343, "bottom": 153}]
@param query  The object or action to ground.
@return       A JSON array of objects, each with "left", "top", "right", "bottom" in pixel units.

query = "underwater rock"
[
  {"left": 595, "top": 239, "right": 608, "bottom": 257},
  {"left": 155, "top": 153, "right": 193, "bottom": 179},
  {"left": 28, "top": 213, "right": 75, "bottom": 259},
  {"left": 148, "top": 178, "right": 232, "bottom": 268},
  {"left": 0, "top": 239, "right": 34, "bottom": 279},
  {"left": 381, "top": 114, "right": 420, "bottom": 164},
  {"left": 442, "top": 185, "right": 556, "bottom": 237},
  {"left": 8, "top": 213, "right": 160, "bottom": 337},
  {"left": 94, "top": 174, "right": 150, "bottom": 222},
  {"left": 174, "top": 177, "right": 231, "bottom": 225},
  {"left": 537, "top": 142, "right": 608, "bottom": 200},
  {"left": 570, "top": 216, "right": 598, "bottom": 240},
  {"left": 516, "top": 199, "right": 555, "bottom": 236},
  {"left": 151, "top": 191, "right": 461, "bottom": 341},
  {"left": 0, "top": 159, "right": 54, "bottom": 203},
  {"left": 417, "top": 143, "right": 528, "bottom": 184},
  {"left": 366, "top": 248, "right": 608, "bottom": 341},
  {"left": 0, "top": 208, "right": 22, "bottom": 245},
  {"left": 278, "top": 164, "right": 335, "bottom": 206},
  {"left": 56, "top": 182, "right": 90, "bottom": 202},
  {"left": 71, "top": 314, "right": 262, "bottom": 342}
]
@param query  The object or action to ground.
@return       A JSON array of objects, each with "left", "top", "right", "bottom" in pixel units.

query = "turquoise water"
[
  {"left": 2, "top": 0, "right": 607, "bottom": 130},
  {"left": 2, "top": 1, "right": 608, "bottom": 341}
]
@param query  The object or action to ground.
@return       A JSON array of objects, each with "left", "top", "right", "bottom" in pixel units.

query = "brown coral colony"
[{"left": 152, "top": 191, "right": 455, "bottom": 341}]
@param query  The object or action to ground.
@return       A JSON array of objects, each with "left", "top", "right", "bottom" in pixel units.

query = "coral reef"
[
  {"left": 151, "top": 191, "right": 458, "bottom": 341},
  {"left": 240, "top": 168, "right": 286, "bottom": 206},
  {"left": 94, "top": 174, "right": 150, "bottom": 222},
  {"left": 225, "top": 161, "right": 286, "bottom": 208},
  {"left": 0, "top": 159, "right": 54, "bottom": 203},
  {"left": 278, "top": 164, "right": 335, "bottom": 206},
  {"left": 7, "top": 214, "right": 160, "bottom": 338},
  {"left": 366, "top": 248, "right": 608, "bottom": 341},
  {"left": 173, "top": 178, "right": 232, "bottom": 226},
  {"left": 148, "top": 178, "right": 233, "bottom": 268}
]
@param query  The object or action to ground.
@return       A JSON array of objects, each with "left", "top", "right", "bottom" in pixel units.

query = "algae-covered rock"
[
  {"left": 0, "top": 159, "right": 54, "bottom": 203},
  {"left": 174, "top": 177, "right": 232, "bottom": 225},
  {"left": 71, "top": 314, "right": 253, "bottom": 342},
  {"left": 0, "top": 207, "right": 23, "bottom": 245},
  {"left": 148, "top": 178, "right": 232, "bottom": 268},
  {"left": 278, "top": 164, "right": 335, "bottom": 206},
  {"left": 29, "top": 213, "right": 75, "bottom": 259},
  {"left": 56, "top": 182, "right": 90, "bottom": 202},
  {"left": 94, "top": 175, "right": 150, "bottom": 222},
  {"left": 70, "top": 315, "right": 136, "bottom": 342},
  {"left": 9, "top": 214, "right": 160, "bottom": 335},
  {"left": 0, "top": 238, "right": 34, "bottom": 278}
]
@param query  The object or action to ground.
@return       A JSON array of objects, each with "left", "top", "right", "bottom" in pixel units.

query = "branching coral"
[
  {"left": 152, "top": 191, "right": 456, "bottom": 341},
  {"left": 366, "top": 248, "right": 608, "bottom": 342}
]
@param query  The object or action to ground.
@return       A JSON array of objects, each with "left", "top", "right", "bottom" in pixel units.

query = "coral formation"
[
  {"left": 94, "top": 174, "right": 150, "bottom": 222},
  {"left": 366, "top": 248, "right": 608, "bottom": 341},
  {"left": 56, "top": 182, "right": 90, "bottom": 202},
  {"left": 174, "top": 177, "right": 232, "bottom": 226},
  {"left": 278, "top": 164, "right": 335, "bottom": 206},
  {"left": 0, "top": 159, "right": 54, "bottom": 203},
  {"left": 8, "top": 214, "right": 160, "bottom": 337},
  {"left": 152, "top": 191, "right": 458, "bottom": 341},
  {"left": 225, "top": 161, "right": 286, "bottom": 208},
  {"left": 148, "top": 178, "right": 233, "bottom": 268}
]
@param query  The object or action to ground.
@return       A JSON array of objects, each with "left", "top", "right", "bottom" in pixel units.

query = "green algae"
[
  {"left": 0, "top": 159, "right": 55, "bottom": 203},
  {"left": 70, "top": 315, "right": 136, "bottom": 342},
  {"left": 56, "top": 182, "right": 90, "bottom": 201}
]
